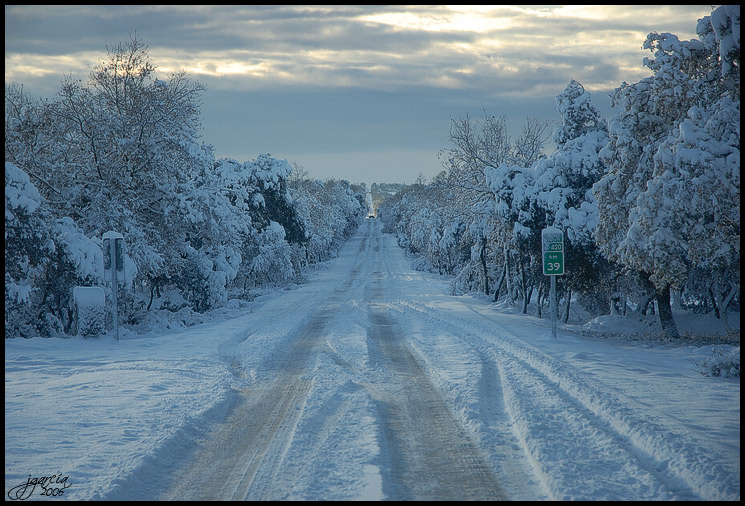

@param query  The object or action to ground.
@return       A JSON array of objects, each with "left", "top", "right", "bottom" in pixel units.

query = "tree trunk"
[
  {"left": 519, "top": 258, "right": 528, "bottom": 314},
  {"left": 708, "top": 286, "right": 721, "bottom": 319},
  {"left": 563, "top": 286, "right": 571, "bottom": 323},
  {"left": 147, "top": 284, "right": 155, "bottom": 311},
  {"left": 656, "top": 285, "right": 680, "bottom": 339},
  {"left": 480, "top": 237, "right": 490, "bottom": 296},
  {"left": 721, "top": 285, "right": 737, "bottom": 333},
  {"left": 64, "top": 306, "right": 75, "bottom": 334},
  {"left": 493, "top": 261, "right": 506, "bottom": 302},
  {"left": 147, "top": 276, "right": 161, "bottom": 311},
  {"left": 505, "top": 249, "right": 514, "bottom": 304},
  {"left": 610, "top": 275, "right": 622, "bottom": 315},
  {"left": 672, "top": 287, "right": 684, "bottom": 311},
  {"left": 536, "top": 282, "right": 544, "bottom": 319},
  {"left": 711, "top": 281, "right": 736, "bottom": 333}
]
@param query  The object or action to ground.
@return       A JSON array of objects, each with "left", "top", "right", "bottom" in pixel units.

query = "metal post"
[
  {"left": 550, "top": 274, "right": 557, "bottom": 338},
  {"left": 111, "top": 246, "right": 119, "bottom": 341}
]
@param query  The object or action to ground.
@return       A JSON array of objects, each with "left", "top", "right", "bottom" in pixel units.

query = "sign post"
[
  {"left": 542, "top": 227, "right": 564, "bottom": 338},
  {"left": 103, "top": 231, "right": 125, "bottom": 341}
]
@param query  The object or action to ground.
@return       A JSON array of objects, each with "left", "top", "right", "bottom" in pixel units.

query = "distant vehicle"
[{"left": 368, "top": 215, "right": 375, "bottom": 219}]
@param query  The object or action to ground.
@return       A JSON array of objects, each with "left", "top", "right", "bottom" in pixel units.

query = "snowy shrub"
[
  {"left": 170, "top": 245, "right": 216, "bottom": 313},
  {"left": 195, "top": 244, "right": 243, "bottom": 308},
  {"left": 691, "top": 347, "right": 740, "bottom": 378},
  {"left": 288, "top": 243, "right": 309, "bottom": 281},
  {"left": 5, "top": 163, "right": 50, "bottom": 296},
  {"left": 72, "top": 286, "right": 106, "bottom": 337},
  {"left": 40, "top": 224, "right": 103, "bottom": 334},
  {"left": 5, "top": 162, "right": 53, "bottom": 337},
  {"left": 412, "top": 255, "right": 434, "bottom": 273},
  {"left": 5, "top": 163, "right": 101, "bottom": 337},
  {"left": 54, "top": 218, "right": 104, "bottom": 284},
  {"left": 289, "top": 175, "right": 365, "bottom": 265},
  {"left": 250, "top": 221, "right": 295, "bottom": 286},
  {"left": 205, "top": 270, "right": 228, "bottom": 309}
]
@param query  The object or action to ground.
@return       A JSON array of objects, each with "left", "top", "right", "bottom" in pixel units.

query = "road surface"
[
  {"left": 157, "top": 219, "right": 738, "bottom": 501},
  {"left": 160, "top": 220, "right": 508, "bottom": 500}
]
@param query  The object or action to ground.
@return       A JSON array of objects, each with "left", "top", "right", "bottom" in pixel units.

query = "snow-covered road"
[
  {"left": 5, "top": 220, "right": 739, "bottom": 500},
  {"left": 158, "top": 221, "right": 506, "bottom": 500}
]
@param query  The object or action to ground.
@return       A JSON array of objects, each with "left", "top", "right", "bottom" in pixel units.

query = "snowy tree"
[
  {"left": 633, "top": 96, "right": 740, "bottom": 330},
  {"left": 696, "top": 5, "right": 740, "bottom": 100},
  {"left": 190, "top": 154, "right": 308, "bottom": 301},
  {"left": 7, "top": 36, "right": 373, "bottom": 334},
  {"left": 486, "top": 161, "right": 548, "bottom": 312},
  {"left": 290, "top": 179, "right": 336, "bottom": 264},
  {"left": 6, "top": 36, "right": 232, "bottom": 316},
  {"left": 288, "top": 168, "right": 366, "bottom": 270},
  {"left": 440, "top": 110, "right": 551, "bottom": 299},
  {"left": 593, "top": 5, "right": 739, "bottom": 338},
  {"left": 513, "top": 115, "right": 553, "bottom": 168},
  {"left": 246, "top": 154, "right": 306, "bottom": 245},
  {"left": 5, "top": 84, "right": 58, "bottom": 188},
  {"left": 250, "top": 221, "right": 295, "bottom": 286},
  {"left": 552, "top": 79, "right": 606, "bottom": 146},
  {"left": 533, "top": 81, "right": 607, "bottom": 236},
  {"left": 529, "top": 81, "right": 613, "bottom": 317}
]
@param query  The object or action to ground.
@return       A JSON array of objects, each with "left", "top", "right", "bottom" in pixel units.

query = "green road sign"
[{"left": 542, "top": 227, "right": 564, "bottom": 276}]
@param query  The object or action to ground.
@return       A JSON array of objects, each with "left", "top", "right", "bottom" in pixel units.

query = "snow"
[
  {"left": 4, "top": 221, "right": 740, "bottom": 500},
  {"left": 72, "top": 287, "right": 106, "bottom": 337},
  {"left": 4, "top": 161, "right": 42, "bottom": 217},
  {"left": 56, "top": 218, "right": 105, "bottom": 283}
]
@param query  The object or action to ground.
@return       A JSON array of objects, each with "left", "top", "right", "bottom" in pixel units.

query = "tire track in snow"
[
  {"left": 158, "top": 301, "right": 329, "bottom": 500},
  {"left": 159, "top": 228, "right": 373, "bottom": 500},
  {"left": 395, "top": 298, "right": 737, "bottom": 500},
  {"left": 492, "top": 345, "right": 696, "bottom": 500},
  {"left": 366, "top": 223, "right": 507, "bottom": 500},
  {"left": 366, "top": 302, "right": 507, "bottom": 500},
  {"left": 454, "top": 301, "right": 740, "bottom": 501}
]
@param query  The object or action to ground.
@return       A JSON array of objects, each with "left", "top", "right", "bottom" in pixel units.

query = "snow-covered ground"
[{"left": 4, "top": 220, "right": 740, "bottom": 500}]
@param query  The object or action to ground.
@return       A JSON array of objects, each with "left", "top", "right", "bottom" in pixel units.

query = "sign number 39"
[{"left": 546, "top": 261, "right": 562, "bottom": 272}]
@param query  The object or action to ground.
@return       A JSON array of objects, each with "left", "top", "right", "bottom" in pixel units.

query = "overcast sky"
[{"left": 5, "top": 5, "right": 713, "bottom": 185}]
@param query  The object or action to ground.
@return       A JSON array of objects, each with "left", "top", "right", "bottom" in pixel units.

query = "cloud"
[
  {"left": 6, "top": 5, "right": 710, "bottom": 97},
  {"left": 4, "top": 5, "right": 714, "bottom": 183}
]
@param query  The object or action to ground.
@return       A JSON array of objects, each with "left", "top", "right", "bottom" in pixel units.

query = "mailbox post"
[
  {"left": 103, "top": 231, "right": 125, "bottom": 341},
  {"left": 542, "top": 227, "right": 564, "bottom": 338}
]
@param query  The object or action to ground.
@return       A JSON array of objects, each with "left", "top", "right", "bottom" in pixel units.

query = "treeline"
[
  {"left": 379, "top": 6, "right": 740, "bottom": 338},
  {"left": 5, "top": 37, "right": 366, "bottom": 338}
]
